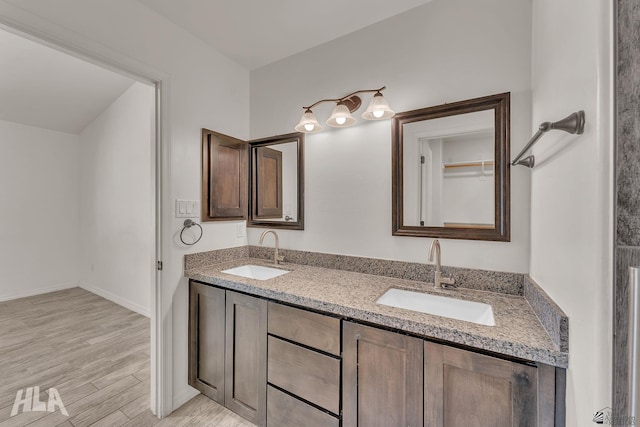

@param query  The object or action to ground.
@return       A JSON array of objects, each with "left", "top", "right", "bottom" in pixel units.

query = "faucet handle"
[
  {"left": 440, "top": 276, "right": 456, "bottom": 288},
  {"left": 275, "top": 253, "right": 285, "bottom": 264},
  {"left": 440, "top": 277, "right": 456, "bottom": 289}
]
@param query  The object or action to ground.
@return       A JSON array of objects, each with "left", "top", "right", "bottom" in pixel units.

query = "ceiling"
[
  {"left": 0, "top": 1, "right": 432, "bottom": 134},
  {"left": 138, "top": 0, "right": 433, "bottom": 70},
  {"left": 0, "top": 29, "right": 135, "bottom": 135}
]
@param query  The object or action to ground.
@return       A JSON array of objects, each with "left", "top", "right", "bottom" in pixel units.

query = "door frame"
[{"left": 0, "top": 17, "right": 172, "bottom": 417}]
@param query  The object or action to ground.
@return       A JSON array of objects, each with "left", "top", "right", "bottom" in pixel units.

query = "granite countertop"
[{"left": 185, "top": 257, "right": 568, "bottom": 368}]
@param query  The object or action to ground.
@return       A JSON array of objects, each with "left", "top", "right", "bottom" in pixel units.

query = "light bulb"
[
  {"left": 336, "top": 117, "right": 346, "bottom": 125},
  {"left": 304, "top": 123, "right": 314, "bottom": 132},
  {"left": 362, "top": 91, "right": 395, "bottom": 120}
]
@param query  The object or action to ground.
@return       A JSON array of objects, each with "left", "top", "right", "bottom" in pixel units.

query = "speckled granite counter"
[{"left": 185, "top": 257, "right": 568, "bottom": 368}]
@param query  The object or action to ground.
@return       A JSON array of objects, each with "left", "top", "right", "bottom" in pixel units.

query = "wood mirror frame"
[
  {"left": 392, "top": 92, "right": 510, "bottom": 241},
  {"left": 248, "top": 132, "right": 304, "bottom": 230}
]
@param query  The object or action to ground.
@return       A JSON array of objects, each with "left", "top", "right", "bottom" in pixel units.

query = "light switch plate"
[{"left": 176, "top": 199, "right": 200, "bottom": 218}]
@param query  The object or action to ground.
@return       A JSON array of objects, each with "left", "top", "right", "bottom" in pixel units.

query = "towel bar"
[{"left": 512, "top": 110, "right": 585, "bottom": 168}]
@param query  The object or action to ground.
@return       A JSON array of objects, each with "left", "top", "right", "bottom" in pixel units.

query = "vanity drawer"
[
  {"left": 267, "top": 336, "right": 340, "bottom": 414},
  {"left": 268, "top": 301, "right": 340, "bottom": 356},
  {"left": 267, "top": 386, "right": 339, "bottom": 427}
]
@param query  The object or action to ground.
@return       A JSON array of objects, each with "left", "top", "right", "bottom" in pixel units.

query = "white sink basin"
[
  {"left": 376, "top": 288, "right": 495, "bottom": 326},
  {"left": 221, "top": 264, "right": 290, "bottom": 281}
]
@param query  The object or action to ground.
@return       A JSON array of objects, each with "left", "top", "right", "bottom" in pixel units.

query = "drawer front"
[
  {"left": 268, "top": 336, "right": 340, "bottom": 414},
  {"left": 267, "top": 386, "right": 339, "bottom": 427},
  {"left": 268, "top": 302, "right": 340, "bottom": 356}
]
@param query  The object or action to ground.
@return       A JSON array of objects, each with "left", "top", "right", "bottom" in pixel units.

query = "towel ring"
[{"left": 180, "top": 219, "right": 203, "bottom": 245}]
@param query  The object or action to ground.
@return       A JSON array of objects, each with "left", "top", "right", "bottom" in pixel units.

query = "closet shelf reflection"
[
  {"left": 442, "top": 160, "right": 494, "bottom": 169},
  {"left": 442, "top": 160, "right": 494, "bottom": 177}
]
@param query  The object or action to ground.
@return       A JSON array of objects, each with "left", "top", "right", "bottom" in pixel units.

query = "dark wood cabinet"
[
  {"left": 188, "top": 281, "right": 225, "bottom": 403},
  {"left": 200, "top": 130, "right": 305, "bottom": 228},
  {"left": 343, "top": 323, "right": 553, "bottom": 427},
  {"left": 201, "top": 129, "right": 248, "bottom": 221},
  {"left": 425, "top": 341, "right": 544, "bottom": 427},
  {"left": 266, "top": 302, "right": 341, "bottom": 426},
  {"left": 189, "top": 282, "right": 561, "bottom": 427},
  {"left": 343, "top": 321, "right": 424, "bottom": 427},
  {"left": 188, "top": 282, "right": 267, "bottom": 426},
  {"left": 225, "top": 291, "right": 267, "bottom": 426}
]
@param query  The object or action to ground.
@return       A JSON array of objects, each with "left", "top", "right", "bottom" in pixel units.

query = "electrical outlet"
[{"left": 236, "top": 223, "right": 246, "bottom": 238}]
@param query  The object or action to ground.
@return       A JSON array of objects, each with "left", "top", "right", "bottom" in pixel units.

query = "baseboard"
[
  {"left": 79, "top": 282, "right": 150, "bottom": 318},
  {"left": 0, "top": 282, "right": 78, "bottom": 302},
  {"left": 172, "top": 387, "right": 200, "bottom": 412}
]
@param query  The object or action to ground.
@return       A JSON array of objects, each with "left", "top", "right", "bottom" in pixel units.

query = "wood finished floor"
[{"left": 0, "top": 288, "right": 254, "bottom": 427}]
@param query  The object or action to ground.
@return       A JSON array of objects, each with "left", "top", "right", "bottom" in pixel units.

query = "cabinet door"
[
  {"left": 254, "top": 146, "right": 283, "bottom": 219},
  {"left": 201, "top": 128, "right": 247, "bottom": 221},
  {"left": 225, "top": 291, "right": 267, "bottom": 426},
  {"left": 343, "top": 321, "right": 423, "bottom": 427},
  {"left": 424, "top": 341, "right": 538, "bottom": 427},
  {"left": 188, "top": 281, "right": 225, "bottom": 403}
]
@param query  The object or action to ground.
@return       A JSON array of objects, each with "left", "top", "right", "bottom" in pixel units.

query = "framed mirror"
[
  {"left": 392, "top": 92, "right": 510, "bottom": 241},
  {"left": 248, "top": 132, "right": 304, "bottom": 230}
]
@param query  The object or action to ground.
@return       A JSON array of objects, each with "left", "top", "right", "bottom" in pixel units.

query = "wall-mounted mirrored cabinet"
[
  {"left": 248, "top": 133, "right": 304, "bottom": 230},
  {"left": 201, "top": 129, "right": 248, "bottom": 221},
  {"left": 392, "top": 93, "right": 510, "bottom": 241},
  {"left": 201, "top": 129, "right": 304, "bottom": 230}
]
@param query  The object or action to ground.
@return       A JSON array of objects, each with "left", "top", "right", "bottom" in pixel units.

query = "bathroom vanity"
[{"left": 185, "top": 251, "right": 567, "bottom": 427}]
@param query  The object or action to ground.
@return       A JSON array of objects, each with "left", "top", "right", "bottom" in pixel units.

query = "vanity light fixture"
[{"left": 294, "top": 86, "right": 394, "bottom": 133}]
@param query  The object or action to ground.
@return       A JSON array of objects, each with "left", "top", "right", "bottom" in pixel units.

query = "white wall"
[
  {"left": 249, "top": 0, "right": 532, "bottom": 273},
  {"left": 0, "top": 82, "right": 155, "bottom": 314},
  {"left": 79, "top": 82, "right": 154, "bottom": 317},
  {"left": 0, "top": 119, "right": 80, "bottom": 300},
  {"left": 530, "top": 0, "right": 613, "bottom": 425},
  {"left": 0, "top": 0, "right": 250, "bottom": 412}
]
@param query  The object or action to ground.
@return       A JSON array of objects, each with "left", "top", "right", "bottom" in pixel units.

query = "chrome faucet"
[
  {"left": 259, "top": 230, "right": 285, "bottom": 265},
  {"left": 428, "top": 240, "right": 454, "bottom": 289}
]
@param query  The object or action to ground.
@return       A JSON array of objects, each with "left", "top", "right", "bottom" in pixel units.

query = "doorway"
[{"left": 0, "top": 24, "right": 163, "bottom": 420}]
